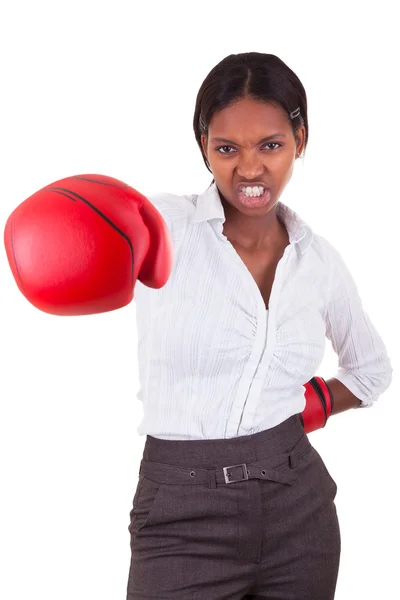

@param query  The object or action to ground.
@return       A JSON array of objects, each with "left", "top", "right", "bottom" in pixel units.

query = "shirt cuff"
[{"left": 332, "top": 370, "right": 375, "bottom": 408}]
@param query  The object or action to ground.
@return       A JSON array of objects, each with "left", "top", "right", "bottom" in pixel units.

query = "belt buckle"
[{"left": 223, "top": 463, "right": 249, "bottom": 484}]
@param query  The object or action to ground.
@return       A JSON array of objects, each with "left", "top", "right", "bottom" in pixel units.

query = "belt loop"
[
  {"left": 208, "top": 469, "right": 217, "bottom": 489},
  {"left": 289, "top": 452, "right": 297, "bottom": 469}
]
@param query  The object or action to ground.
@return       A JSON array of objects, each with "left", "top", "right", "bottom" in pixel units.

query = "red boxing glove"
[
  {"left": 301, "top": 376, "right": 334, "bottom": 433},
  {"left": 4, "top": 174, "right": 173, "bottom": 316}
]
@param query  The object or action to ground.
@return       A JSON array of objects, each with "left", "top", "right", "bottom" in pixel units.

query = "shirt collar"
[{"left": 191, "top": 182, "right": 313, "bottom": 254}]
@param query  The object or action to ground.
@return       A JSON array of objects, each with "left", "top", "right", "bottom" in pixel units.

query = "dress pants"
[{"left": 126, "top": 413, "right": 341, "bottom": 599}]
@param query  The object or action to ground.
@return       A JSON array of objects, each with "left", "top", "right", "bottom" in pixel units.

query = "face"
[{"left": 201, "top": 96, "right": 305, "bottom": 219}]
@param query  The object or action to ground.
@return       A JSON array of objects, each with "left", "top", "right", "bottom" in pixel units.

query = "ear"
[{"left": 295, "top": 125, "right": 306, "bottom": 156}]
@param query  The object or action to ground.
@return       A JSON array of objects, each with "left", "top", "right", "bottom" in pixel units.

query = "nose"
[{"left": 236, "top": 151, "right": 264, "bottom": 179}]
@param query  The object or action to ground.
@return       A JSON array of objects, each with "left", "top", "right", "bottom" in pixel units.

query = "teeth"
[{"left": 241, "top": 185, "right": 265, "bottom": 197}]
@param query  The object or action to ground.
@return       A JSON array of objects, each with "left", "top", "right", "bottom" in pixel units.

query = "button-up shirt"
[{"left": 134, "top": 183, "right": 393, "bottom": 440}]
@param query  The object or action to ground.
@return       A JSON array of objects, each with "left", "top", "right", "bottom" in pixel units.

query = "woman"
[
  {"left": 128, "top": 52, "right": 393, "bottom": 599},
  {"left": 3, "top": 49, "right": 391, "bottom": 599}
]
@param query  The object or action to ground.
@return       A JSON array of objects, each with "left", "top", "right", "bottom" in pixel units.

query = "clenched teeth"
[{"left": 240, "top": 185, "right": 265, "bottom": 197}]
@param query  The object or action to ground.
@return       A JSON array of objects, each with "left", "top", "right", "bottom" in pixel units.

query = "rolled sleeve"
[{"left": 323, "top": 240, "right": 393, "bottom": 407}]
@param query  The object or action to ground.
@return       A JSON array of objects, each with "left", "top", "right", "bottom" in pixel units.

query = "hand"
[
  {"left": 301, "top": 376, "right": 334, "bottom": 433},
  {"left": 4, "top": 174, "right": 173, "bottom": 316}
]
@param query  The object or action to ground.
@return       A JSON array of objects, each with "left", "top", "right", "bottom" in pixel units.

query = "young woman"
[
  {"left": 127, "top": 53, "right": 393, "bottom": 599},
  {"left": 4, "top": 51, "right": 392, "bottom": 600}
]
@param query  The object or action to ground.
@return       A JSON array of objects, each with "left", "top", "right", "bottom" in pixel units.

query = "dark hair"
[{"left": 193, "top": 52, "right": 308, "bottom": 175}]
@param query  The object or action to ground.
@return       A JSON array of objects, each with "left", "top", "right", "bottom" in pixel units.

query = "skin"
[
  {"left": 200, "top": 96, "right": 362, "bottom": 412},
  {"left": 200, "top": 96, "right": 305, "bottom": 252}
]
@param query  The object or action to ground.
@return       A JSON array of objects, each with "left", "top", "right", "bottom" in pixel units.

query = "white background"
[{"left": 0, "top": 1, "right": 398, "bottom": 598}]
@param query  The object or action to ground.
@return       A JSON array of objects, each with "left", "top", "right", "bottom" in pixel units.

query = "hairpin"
[{"left": 290, "top": 107, "right": 301, "bottom": 120}]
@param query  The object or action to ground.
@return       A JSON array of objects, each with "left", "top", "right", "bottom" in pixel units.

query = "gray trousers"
[{"left": 126, "top": 414, "right": 340, "bottom": 599}]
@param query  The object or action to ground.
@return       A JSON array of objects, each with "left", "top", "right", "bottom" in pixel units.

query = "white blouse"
[{"left": 134, "top": 183, "right": 393, "bottom": 440}]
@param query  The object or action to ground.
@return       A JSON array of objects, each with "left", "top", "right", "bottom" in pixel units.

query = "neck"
[{"left": 221, "top": 198, "right": 288, "bottom": 252}]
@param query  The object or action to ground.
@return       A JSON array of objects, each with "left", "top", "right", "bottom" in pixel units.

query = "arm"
[
  {"left": 324, "top": 239, "right": 392, "bottom": 407},
  {"left": 301, "top": 238, "right": 392, "bottom": 433},
  {"left": 325, "top": 377, "right": 362, "bottom": 414},
  {"left": 301, "top": 375, "right": 361, "bottom": 433}
]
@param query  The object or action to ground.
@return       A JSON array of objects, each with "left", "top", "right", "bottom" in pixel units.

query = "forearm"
[{"left": 326, "top": 377, "right": 363, "bottom": 415}]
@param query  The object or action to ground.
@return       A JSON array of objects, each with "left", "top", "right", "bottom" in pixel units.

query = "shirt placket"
[{"left": 223, "top": 243, "right": 293, "bottom": 437}]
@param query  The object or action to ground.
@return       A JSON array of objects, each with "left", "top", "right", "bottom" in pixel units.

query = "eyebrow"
[{"left": 210, "top": 133, "right": 287, "bottom": 146}]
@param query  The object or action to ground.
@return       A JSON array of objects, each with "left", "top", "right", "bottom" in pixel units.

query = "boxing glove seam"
[
  {"left": 308, "top": 377, "right": 328, "bottom": 426},
  {"left": 47, "top": 186, "right": 136, "bottom": 286},
  {"left": 72, "top": 176, "right": 129, "bottom": 189}
]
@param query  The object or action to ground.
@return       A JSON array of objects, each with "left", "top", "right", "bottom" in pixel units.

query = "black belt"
[{"left": 139, "top": 433, "right": 311, "bottom": 488}]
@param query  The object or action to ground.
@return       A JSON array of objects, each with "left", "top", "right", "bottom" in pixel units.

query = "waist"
[{"left": 142, "top": 413, "right": 307, "bottom": 470}]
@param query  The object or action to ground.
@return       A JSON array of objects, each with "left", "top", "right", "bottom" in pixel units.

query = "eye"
[
  {"left": 215, "top": 142, "right": 282, "bottom": 154},
  {"left": 216, "top": 145, "right": 235, "bottom": 154},
  {"left": 262, "top": 142, "right": 282, "bottom": 150}
]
